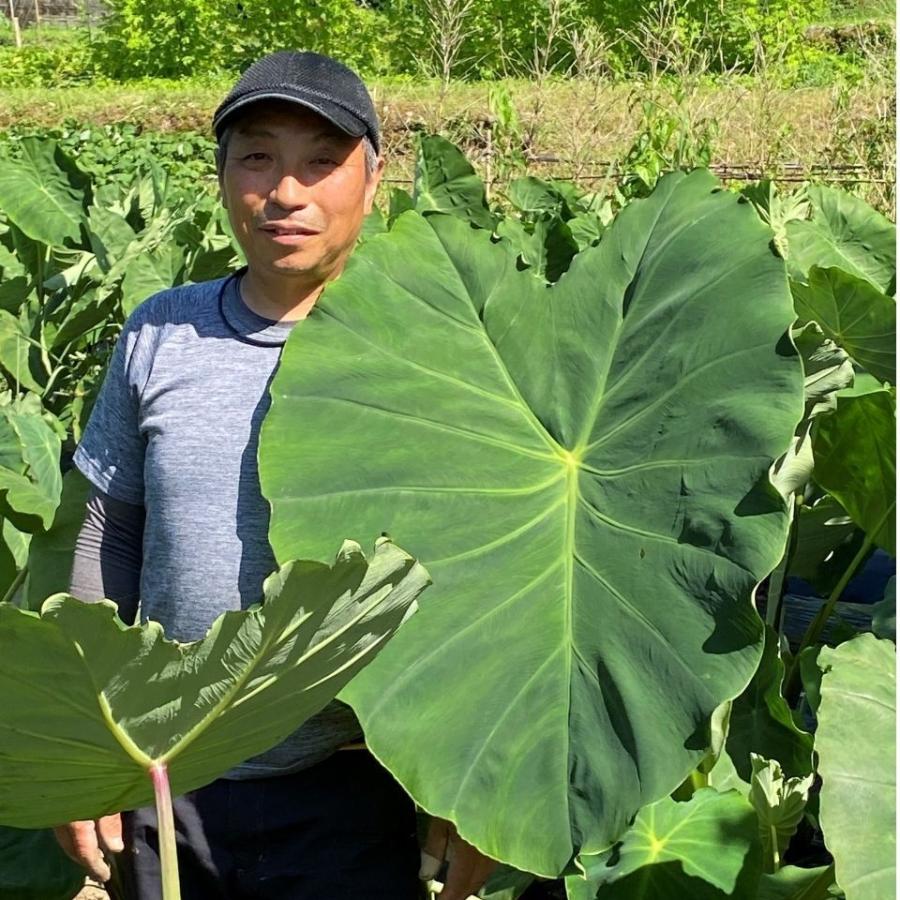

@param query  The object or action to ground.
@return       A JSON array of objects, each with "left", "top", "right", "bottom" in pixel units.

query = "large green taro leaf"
[
  {"left": 0, "top": 539, "right": 427, "bottom": 828},
  {"left": 816, "top": 635, "right": 896, "bottom": 900},
  {"left": 261, "top": 170, "right": 803, "bottom": 875}
]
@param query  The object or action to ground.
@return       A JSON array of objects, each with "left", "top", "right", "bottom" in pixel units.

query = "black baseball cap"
[{"left": 213, "top": 50, "right": 381, "bottom": 155}]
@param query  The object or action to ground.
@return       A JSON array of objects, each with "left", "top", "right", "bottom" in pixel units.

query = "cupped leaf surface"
[
  {"left": 0, "top": 539, "right": 427, "bottom": 828},
  {"left": 261, "top": 170, "right": 803, "bottom": 874},
  {"left": 792, "top": 266, "right": 895, "bottom": 385},
  {"left": 785, "top": 185, "right": 896, "bottom": 294}
]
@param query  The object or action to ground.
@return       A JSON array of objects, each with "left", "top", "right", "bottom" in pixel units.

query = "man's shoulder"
[{"left": 125, "top": 277, "right": 231, "bottom": 334}]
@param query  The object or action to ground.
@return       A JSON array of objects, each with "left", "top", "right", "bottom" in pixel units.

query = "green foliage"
[
  {"left": 0, "top": 124, "right": 218, "bottom": 200},
  {"left": 0, "top": 132, "right": 894, "bottom": 897},
  {"left": 586, "top": 0, "right": 832, "bottom": 76},
  {"left": 0, "top": 0, "right": 877, "bottom": 85},
  {"left": 0, "top": 136, "right": 237, "bottom": 439},
  {"left": 261, "top": 169, "right": 803, "bottom": 873},
  {"left": 94, "top": 0, "right": 391, "bottom": 79}
]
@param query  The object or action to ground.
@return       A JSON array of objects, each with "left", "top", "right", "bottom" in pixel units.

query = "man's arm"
[
  {"left": 69, "top": 486, "right": 145, "bottom": 623},
  {"left": 55, "top": 486, "right": 145, "bottom": 881}
]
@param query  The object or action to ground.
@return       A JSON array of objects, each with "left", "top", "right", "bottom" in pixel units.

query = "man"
[{"left": 54, "top": 50, "right": 494, "bottom": 899}]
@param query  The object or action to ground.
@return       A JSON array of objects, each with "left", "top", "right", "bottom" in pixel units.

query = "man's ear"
[{"left": 364, "top": 156, "right": 386, "bottom": 214}]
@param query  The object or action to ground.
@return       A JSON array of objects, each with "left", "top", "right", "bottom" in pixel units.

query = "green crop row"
[{"left": 0, "top": 134, "right": 894, "bottom": 900}]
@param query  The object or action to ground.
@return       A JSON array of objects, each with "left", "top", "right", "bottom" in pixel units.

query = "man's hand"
[
  {"left": 53, "top": 814, "right": 123, "bottom": 882},
  {"left": 421, "top": 816, "right": 497, "bottom": 900}
]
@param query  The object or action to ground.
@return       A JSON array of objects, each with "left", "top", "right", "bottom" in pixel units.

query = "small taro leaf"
[
  {"left": 756, "top": 865, "right": 836, "bottom": 900},
  {"left": 571, "top": 789, "right": 761, "bottom": 899},
  {"left": 359, "top": 205, "right": 387, "bottom": 244},
  {"left": 507, "top": 176, "right": 572, "bottom": 217},
  {"left": 870, "top": 575, "right": 895, "bottom": 641},
  {"left": 816, "top": 634, "right": 896, "bottom": 900},
  {"left": 567, "top": 212, "right": 605, "bottom": 251},
  {"left": 412, "top": 135, "right": 496, "bottom": 230},
  {"left": 788, "top": 496, "right": 863, "bottom": 597},
  {"left": 742, "top": 181, "right": 809, "bottom": 260},
  {"left": 785, "top": 185, "right": 896, "bottom": 294},
  {"left": 0, "top": 139, "right": 90, "bottom": 248},
  {"left": 261, "top": 169, "right": 803, "bottom": 874},
  {"left": 88, "top": 205, "right": 136, "bottom": 272},
  {"left": 0, "top": 405, "right": 61, "bottom": 534},
  {"left": 814, "top": 390, "right": 896, "bottom": 553},
  {"left": 0, "top": 825, "right": 84, "bottom": 900},
  {"left": 748, "top": 754, "right": 814, "bottom": 873},
  {"left": 0, "top": 539, "right": 427, "bottom": 828},
  {"left": 0, "top": 310, "right": 44, "bottom": 395},
  {"left": 792, "top": 267, "right": 895, "bottom": 385},
  {"left": 121, "top": 244, "right": 187, "bottom": 316},
  {"left": 725, "top": 626, "right": 814, "bottom": 782},
  {"left": 24, "top": 469, "right": 90, "bottom": 611},
  {"left": 7, "top": 406, "right": 63, "bottom": 531},
  {"left": 388, "top": 187, "right": 415, "bottom": 225}
]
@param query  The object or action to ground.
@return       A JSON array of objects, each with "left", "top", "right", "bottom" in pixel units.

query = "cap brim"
[{"left": 213, "top": 89, "right": 368, "bottom": 141}]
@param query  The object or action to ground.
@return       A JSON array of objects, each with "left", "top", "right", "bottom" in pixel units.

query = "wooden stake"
[{"left": 7, "top": 0, "right": 22, "bottom": 48}]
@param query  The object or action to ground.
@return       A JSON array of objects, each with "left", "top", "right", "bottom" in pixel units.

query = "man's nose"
[{"left": 269, "top": 172, "right": 310, "bottom": 210}]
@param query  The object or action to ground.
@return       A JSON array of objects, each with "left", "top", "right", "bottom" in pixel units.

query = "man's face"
[{"left": 219, "top": 101, "right": 383, "bottom": 285}]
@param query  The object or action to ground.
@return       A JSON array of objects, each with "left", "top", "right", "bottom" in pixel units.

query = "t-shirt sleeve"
[{"left": 73, "top": 309, "right": 155, "bottom": 505}]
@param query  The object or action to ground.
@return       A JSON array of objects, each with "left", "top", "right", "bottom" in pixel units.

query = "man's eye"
[
  {"left": 311, "top": 157, "right": 338, "bottom": 167},
  {"left": 243, "top": 153, "right": 270, "bottom": 162}
]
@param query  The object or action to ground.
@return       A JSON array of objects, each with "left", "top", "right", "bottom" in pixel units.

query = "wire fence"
[
  {"left": 381, "top": 158, "right": 895, "bottom": 189},
  {"left": 3, "top": 0, "right": 105, "bottom": 37}
]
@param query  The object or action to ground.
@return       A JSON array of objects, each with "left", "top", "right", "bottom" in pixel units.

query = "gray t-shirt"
[{"left": 73, "top": 273, "right": 363, "bottom": 777}]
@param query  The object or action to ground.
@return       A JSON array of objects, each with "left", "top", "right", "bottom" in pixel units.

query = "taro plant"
[
  {"left": 0, "top": 539, "right": 429, "bottom": 899},
  {"left": 259, "top": 138, "right": 895, "bottom": 898}
]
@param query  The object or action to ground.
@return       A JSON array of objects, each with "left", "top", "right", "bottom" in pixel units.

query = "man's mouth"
[{"left": 260, "top": 224, "right": 321, "bottom": 237}]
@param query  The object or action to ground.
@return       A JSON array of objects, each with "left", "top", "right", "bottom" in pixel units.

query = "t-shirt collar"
[{"left": 220, "top": 268, "right": 296, "bottom": 347}]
